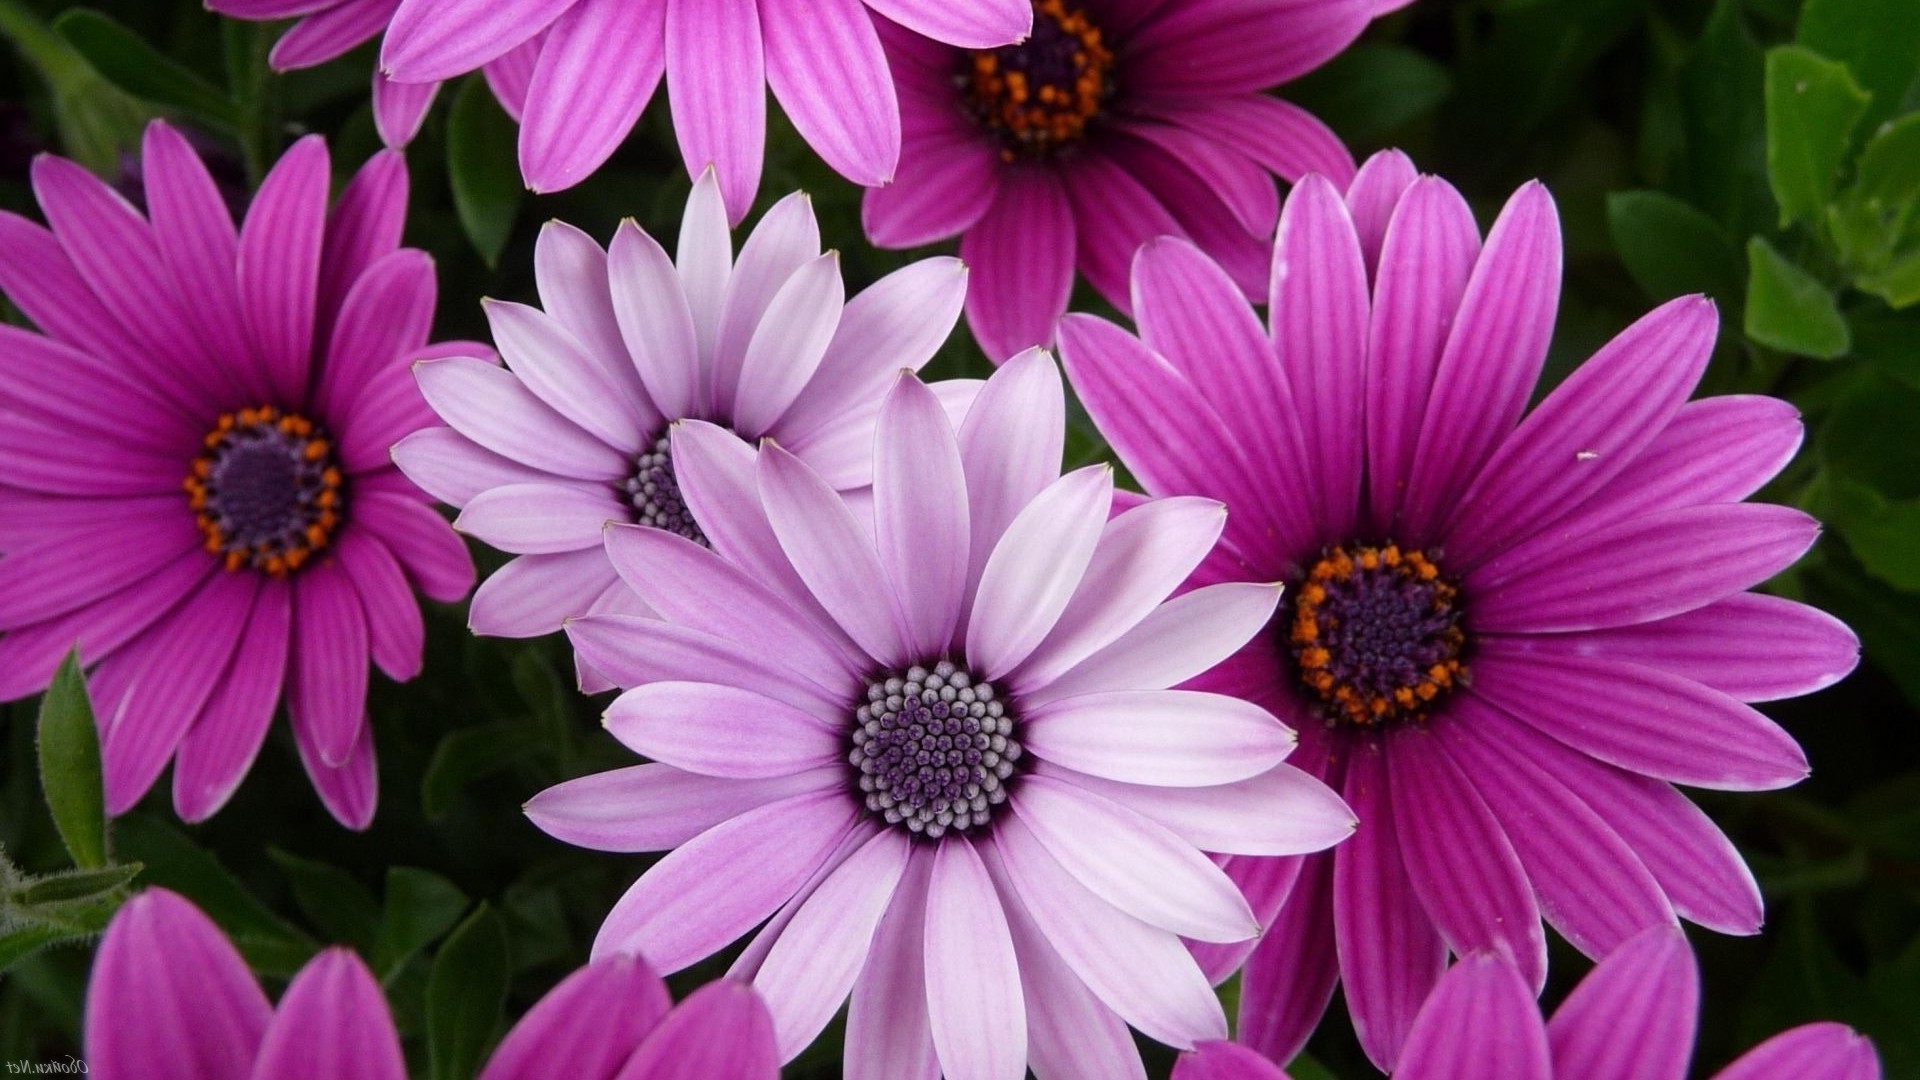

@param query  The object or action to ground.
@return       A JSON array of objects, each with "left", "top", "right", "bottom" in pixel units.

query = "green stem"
[{"left": 0, "top": 0, "right": 86, "bottom": 85}]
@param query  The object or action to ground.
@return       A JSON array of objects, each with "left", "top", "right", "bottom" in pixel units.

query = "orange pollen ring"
[
  {"left": 1289, "top": 543, "right": 1468, "bottom": 729},
  {"left": 183, "top": 405, "right": 343, "bottom": 577},
  {"left": 964, "top": 0, "right": 1115, "bottom": 161}
]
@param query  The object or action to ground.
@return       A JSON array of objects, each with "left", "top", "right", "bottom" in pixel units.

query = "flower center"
[
  {"left": 848, "top": 661, "right": 1023, "bottom": 840},
  {"left": 964, "top": 0, "right": 1114, "bottom": 161},
  {"left": 185, "top": 406, "right": 343, "bottom": 576},
  {"left": 1290, "top": 544, "right": 1467, "bottom": 728},
  {"left": 623, "top": 433, "right": 706, "bottom": 546}
]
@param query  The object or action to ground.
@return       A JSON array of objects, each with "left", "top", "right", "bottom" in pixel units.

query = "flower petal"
[
  {"left": 846, "top": 852, "right": 942, "bottom": 1080},
  {"left": 874, "top": 374, "right": 970, "bottom": 658},
  {"left": 1025, "top": 690, "right": 1293, "bottom": 787},
  {"left": 663, "top": 0, "right": 763, "bottom": 220},
  {"left": 520, "top": 0, "right": 665, "bottom": 193},
  {"left": 609, "top": 218, "right": 703, "bottom": 420},
  {"left": 414, "top": 356, "right": 632, "bottom": 479},
  {"left": 238, "top": 136, "right": 330, "bottom": 405},
  {"left": 967, "top": 466, "right": 1113, "bottom": 679},
  {"left": 1544, "top": 926, "right": 1695, "bottom": 1080},
  {"left": 961, "top": 167, "right": 1076, "bottom": 361},
  {"left": 1712, "top": 1024, "right": 1883, "bottom": 1080},
  {"left": 526, "top": 763, "right": 837, "bottom": 853},
  {"left": 616, "top": 980, "right": 780, "bottom": 1080},
  {"left": 925, "top": 838, "right": 1026, "bottom": 1080},
  {"left": 603, "top": 682, "right": 841, "bottom": 778},
  {"left": 479, "top": 956, "right": 669, "bottom": 1080},
  {"left": 250, "top": 949, "right": 407, "bottom": 1080},
  {"left": 762, "top": 0, "right": 899, "bottom": 188},
  {"left": 1393, "top": 954, "right": 1551, "bottom": 1080},
  {"left": 758, "top": 443, "right": 907, "bottom": 665}
]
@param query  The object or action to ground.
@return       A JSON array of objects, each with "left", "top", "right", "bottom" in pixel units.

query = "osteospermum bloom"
[
  {"left": 323, "top": 0, "right": 1033, "bottom": 217},
  {"left": 0, "top": 122, "right": 473, "bottom": 828},
  {"left": 525, "top": 352, "right": 1355, "bottom": 1079},
  {"left": 394, "top": 170, "right": 977, "bottom": 691},
  {"left": 1168, "top": 928, "right": 1881, "bottom": 1080},
  {"left": 204, "top": 0, "right": 542, "bottom": 149},
  {"left": 866, "top": 0, "right": 1411, "bottom": 360},
  {"left": 1059, "top": 150, "right": 1859, "bottom": 1071},
  {"left": 86, "top": 887, "right": 780, "bottom": 1080}
]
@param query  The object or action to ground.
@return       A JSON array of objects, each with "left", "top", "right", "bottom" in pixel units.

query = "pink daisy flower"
[
  {"left": 866, "top": 0, "right": 1410, "bottom": 361},
  {"left": 1170, "top": 927, "right": 1882, "bottom": 1080},
  {"left": 241, "top": 0, "right": 1036, "bottom": 218},
  {"left": 394, "top": 170, "right": 978, "bottom": 692},
  {"left": 0, "top": 121, "right": 474, "bottom": 829},
  {"left": 204, "top": 0, "right": 543, "bottom": 149},
  {"left": 1058, "top": 150, "right": 1860, "bottom": 1071},
  {"left": 524, "top": 351, "right": 1356, "bottom": 1079},
  {"left": 86, "top": 887, "right": 781, "bottom": 1080}
]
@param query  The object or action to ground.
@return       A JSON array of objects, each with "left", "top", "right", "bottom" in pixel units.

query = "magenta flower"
[
  {"left": 243, "top": 0, "right": 1036, "bottom": 218},
  {"left": 1058, "top": 150, "right": 1860, "bottom": 1071},
  {"left": 394, "top": 170, "right": 976, "bottom": 692},
  {"left": 1169, "top": 928, "right": 1881, "bottom": 1080},
  {"left": 525, "top": 351, "right": 1355, "bottom": 1078},
  {"left": 85, "top": 887, "right": 780, "bottom": 1080},
  {"left": 0, "top": 122, "right": 474, "bottom": 829},
  {"left": 865, "top": 0, "right": 1401, "bottom": 361},
  {"left": 204, "top": 0, "right": 543, "bottom": 149}
]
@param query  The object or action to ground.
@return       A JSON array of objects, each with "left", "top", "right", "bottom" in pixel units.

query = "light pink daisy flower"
[
  {"left": 525, "top": 351, "right": 1356, "bottom": 1079},
  {"left": 0, "top": 121, "right": 474, "bottom": 829},
  {"left": 866, "top": 0, "right": 1412, "bottom": 361},
  {"left": 1171, "top": 927, "right": 1882, "bottom": 1080},
  {"left": 394, "top": 170, "right": 976, "bottom": 692},
  {"left": 1058, "top": 150, "right": 1859, "bottom": 1070},
  {"left": 204, "top": 0, "right": 543, "bottom": 149},
  {"left": 85, "top": 887, "right": 781, "bottom": 1080}
]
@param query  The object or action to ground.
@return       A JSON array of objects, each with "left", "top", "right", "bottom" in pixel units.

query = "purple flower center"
[
  {"left": 964, "top": 0, "right": 1115, "bottom": 160},
  {"left": 623, "top": 433, "right": 706, "bottom": 546},
  {"left": 185, "top": 406, "right": 343, "bottom": 576},
  {"left": 1290, "top": 543, "right": 1467, "bottom": 728},
  {"left": 848, "top": 661, "right": 1023, "bottom": 840}
]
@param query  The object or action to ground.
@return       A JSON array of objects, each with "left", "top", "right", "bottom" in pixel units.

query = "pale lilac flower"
[
  {"left": 1168, "top": 928, "right": 1881, "bottom": 1080},
  {"left": 867, "top": 0, "right": 1402, "bottom": 360},
  {"left": 525, "top": 351, "right": 1355, "bottom": 1079},
  {"left": 204, "top": 0, "right": 542, "bottom": 149},
  {"left": 0, "top": 122, "right": 474, "bottom": 829},
  {"left": 85, "top": 887, "right": 780, "bottom": 1080},
  {"left": 394, "top": 170, "right": 975, "bottom": 692},
  {"left": 1059, "top": 150, "right": 1859, "bottom": 1071}
]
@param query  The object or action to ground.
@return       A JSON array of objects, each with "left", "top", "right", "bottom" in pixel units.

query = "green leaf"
[
  {"left": 371, "top": 868, "right": 467, "bottom": 982},
  {"left": 1765, "top": 46, "right": 1871, "bottom": 228},
  {"left": 268, "top": 848, "right": 382, "bottom": 954},
  {"left": 1282, "top": 43, "right": 1452, "bottom": 146},
  {"left": 114, "top": 815, "right": 316, "bottom": 977},
  {"left": 1822, "top": 372, "right": 1920, "bottom": 497},
  {"left": 1828, "top": 477, "right": 1920, "bottom": 592},
  {"left": 52, "top": 9, "right": 240, "bottom": 130},
  {"left": 426, "top": 903, "right": 510, "bottom": 1080},
  {"left": 421, "top": 719, "right": 530, "bottom": 820},
  {"left": 1745, "top": 236, "right": 1851, "bottom": 357},
  {"left": 1858, "top": 250, "right": 1920, "bottom": 308},
  {"left": 0, "top": 923, "right": 86, "bottom": 974},
  {"left": 10, "top": 864, "right": 140, "bottom": 907},
  {"left": 1798, "top": 0, "right": 1920, "bottom": 134},
  {"left": 1854, "top": 112, "right": 1920, "bottom": 208},
  {"left": 446, "top": 75, "right": 523, "bottom": 267},
  {"left": 0, "top": 0, "right": 150, "bottom": 174},
  {"left": 36, "top": 653, "right": 107, "bottom": 871},
  {"left": 1606, "top": 189, "right": 1745, "bottom": 304},
  {"left": 1852, "top": 309, "right": 1920, "bottom": 389},
  {"left": 1681, "top": 0, "right": 1774, "bottom": 234}
]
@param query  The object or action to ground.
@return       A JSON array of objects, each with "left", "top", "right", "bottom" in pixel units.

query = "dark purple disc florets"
[{"left": 848, "top": 661, "right": 1022, "bottom": 840}]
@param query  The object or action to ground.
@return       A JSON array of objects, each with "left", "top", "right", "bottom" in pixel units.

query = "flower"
[
  {"left": 865, "top": 0, "right": 1406, "bottom": 361},
  {"left": 524, "top": 351, "right": 1356, "bottom": 1078},
  {"left": 0, "top": 122, "right": 473, "bottom": 829},
  {"left": 1168, "top": 928, "right": 1882, "bottom": 1080},
  {"left": 223, "top": 0, "right": 1034, "bottom": 217},
  {"left": 85, "top": 887, "right": 781, "bottom": 1080},
  {"left": 204, "top": 0, "right": 543, "bottom": 149},
  {"left": 393, "top": 169, "right": 976, "bottom": 692},
  {"left": 1057, "top": 150, "right": 1860, "bottom": 1071}
]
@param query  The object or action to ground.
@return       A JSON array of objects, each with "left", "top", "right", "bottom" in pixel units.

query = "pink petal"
[
  {"left": 867, "top": 0, "right": 1029, "bottom": 47},
  {"left": 754, "top": 830, "right": 911, "bottom": 1059},
  {"left": 846, "top": 852, "right": 941, "bottom": 1080},
  {"left": 873, "top": 374, "right": 970, "bottom": 657},
  {"left": 1064, "top": 150, "right": 1185, "bottom": 314},
  {"left": 532, "top": 221, "right": 657, "bottom": 421},
  {"left": 382, "top": 0, "right": 572, "bottom": 80},
  {"left": 1334, "top": 743, "right": 1445, "bottom": 1072},
  {"left": 1124, "top": 0, "right": 1373, "bottom": 95},
  {"left": 85, "top": 888, "right": 270, "bottom": 1080},
  {"left": 862, "top": 118, "right": 1000, "bottom": 248},
  {"left": 289, "top": 561, "right": 370, "bottom": 767},
  {"left": 521, "top": 0, "right": 665, "bottom": 193},
  {"left": 710, "top": 192, "right": 822, "bottom": 417},
  {"left": 954, "top": 348, "right": 1066, "bottom": 616},
  {"left": 1343, "top": 148, "right": 1420, "bottom": 274},
  {"left": 608, "top": 218, "right": 704, "bottom": 421},
  {"left": 1554, "top": 593, "right": 1858, "bottom": 703},
  {"left": 961, "top": 167, "right": 1076, "bottom": 361},
  {"left": 479, "top": 956, "right": 669, "bottom": 1080},
  {"left": 1138, "top": 93, "right": 1355, "bottom": 186},
  {"left": 372, "top": 72, "right": 439, "bottom": 147},
  {"left": 140, "top": 122, "right": 253, "bottom": 396},
  {"left": 925, "top": 838, "right": 1026, "bottom": 1080},
  {"left": 762, "top": 0, "right": 899, "bottom": 188},
  {"left": 603, "top": 681, "right": 840, "bottom": 778},
  {"left": 758, "top": 442, "right": 907, "bottom": 667},
  {"left": 1713, "top": 1024, "right": 1882, "bottom": 1080},
  {"left": 593, "top": 789, "right": 858, "bottom": 972},
  {"left": 1545, "top": 926, "right": 1695, "bottom": 1080},
  {"left": 486, "top": 298, "right": 645, "bottom": 449},
  {"left": 391, "top": 428, "right": 551, "bottom": 508},
  {"left": 250, "top": 949, "right": 406, "bottom": 1080},
  {"left": 1393, "top": 954, "right": 1551, "bottom": 1080},
  {"left": 319, "top": 149, "right": 409, "bottom": 332},
  {"left": 1387, "top": 729, "right": 1547, "bottom": 991},
  {"left": 527, "top": 763, "right": 836, "bottom": 853},
  {"left": 172, "top": 579, "right": 291, "bottom": 822},
  {"left": 615, "top": 980, "right": 780, "bottom": 1080},
  {"left": 1032, "top": 581, "right": 1281, "bottom": 705},
  {"left": 269, "top": 0, "right": 393, "bottom": 68},
  {"left": 1001, "top": 870, "right": 1149, "bottom": 1080},
  {"left": 1048, "top": 760, "right": 1350, "bottom": 857},
  {"left": 238, "top": 136, "right": 330, "bottom": 405},
  {"left": 336, "top": 531, "right": 425, "bottom": 681},
  {"left": 1466, "top": 645, "right": 1810, "bottom": 791},
  {"left": 565, "top": 614, "right": 844, "bottom": 716},
  {"left": 1237, "top": 855, "right": 1339, "bottom": 1065},
  {"left": 1174, "top": 1042, "right": 1290, "bottom": 1080},
  {"left": 414, "top": 355, "right": 633, "bottom": 479},
  {"left": 731, "top": 252, "right": 846, "bottom": 436},
  {"left": 293, "top": 708, "right": 379, "bottom": 828},
  {"left": 662, "top": 0, "right": 761, "bottom": 218},
  {"left": 1025, "top": 690, "right": 1292, "bottom": 787},
  {"left": 967, "top": 466, "right": 1113, "bottom": 679}
]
